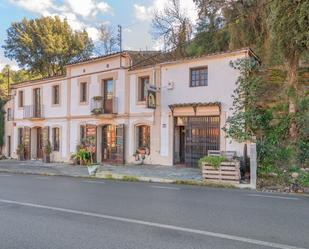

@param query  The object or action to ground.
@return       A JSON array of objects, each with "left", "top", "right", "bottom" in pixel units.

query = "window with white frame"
[
  {"left": 190, "top": 67, "right": 208, "bottom": 87},
  {"left": 52, "top": 85, "right": 60, "bottom": 105},
  {"left": 138, "top": 76, "right": 149, "bottom": 102},
  {"left": 80, "top": 82, "right": 88, "bottom": 103},
  {"left": 18, "top": 90, "right": 24, "bottom": 107}
]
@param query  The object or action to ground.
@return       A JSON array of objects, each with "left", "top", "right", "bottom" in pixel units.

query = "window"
[
  {"left": 52, "top": 85, "right": 60, "bottom": 105},
  {"left": 80, "top": 125, "right": 86, "bottom": 144},
  {"left": 18, "top": 91, "right": 24, "bottom": 107},
  {"left": 7, "top": 108, "right": 12, "bottom": 121},
  {"left": 190, "top": 67, "right": 208, "bottom": 87},
  {"left": 137, "top": 125, "right": 150, "bottom": 149},
  {"left": 52, "top": 127, "right": 60, "bottom": 151},
  {"left": 18, "top": 128, "right": 23, "bottom": 145},
  {"left": 80, "top": 82, "right": 87, "bottom": 103},
  {"left": 138, "top": 76, "right": 149, "bottom": 102}
]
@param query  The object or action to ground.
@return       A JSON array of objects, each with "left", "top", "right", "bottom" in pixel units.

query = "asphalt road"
[{"left": 0, "top": 173, "right": 308, "bottom": 249}]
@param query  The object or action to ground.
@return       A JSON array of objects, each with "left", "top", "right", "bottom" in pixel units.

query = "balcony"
[
  {"left": 23, "top": 105, "right": 45, "bottom": 120},
  {"left": 90, "top": 96, "right": 118, "bottom": 116}
]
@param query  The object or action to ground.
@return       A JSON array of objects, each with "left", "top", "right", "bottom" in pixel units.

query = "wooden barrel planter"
[{"left": 202, "top": 161, "right": 240, "bottom": 185}]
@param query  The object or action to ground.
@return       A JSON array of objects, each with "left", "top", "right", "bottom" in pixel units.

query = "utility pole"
[
  {"left": 117, "top": 25, "right": 122, "bottom": 52},
  {"left": 7, "top": 68, "right": 10, "bottom": 97}
]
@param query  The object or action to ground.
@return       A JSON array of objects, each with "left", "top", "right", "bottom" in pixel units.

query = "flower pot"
[
  {"left": 87, "top": 164, "right": 99, "bottom": 176},
  {"left": 17, "top": 153, "right": 25, "bottom": 161},
  {"left": 43, "top": 154, "right": 51, "bottom": 163}
]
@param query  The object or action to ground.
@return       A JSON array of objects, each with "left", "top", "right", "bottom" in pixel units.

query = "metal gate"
[{"left": 184, "top": 116, "right": 220, "bottom": 167}]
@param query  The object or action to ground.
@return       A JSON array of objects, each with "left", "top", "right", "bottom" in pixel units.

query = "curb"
[{"left": 0, "top": 169, "right": 237, "bottom": 189}]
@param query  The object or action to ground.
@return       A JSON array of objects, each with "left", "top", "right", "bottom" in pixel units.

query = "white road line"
[
  {"left": 82, "top": 180, "right": 105, "bottom": 184},
  {"left": 150, "top": 185, "right": 180, "bottom": 190},
  {"left": 0, "top": 198, "right": 304, "bottom": 249},
  {"left": 35, "top": 177, "right": 52, "bottom": 180},
  {"left": 246, "top": 194, "right": 299, "bottom": 200},
  {"left": 0, "top": 174, "right": 12, "bottom": 177}
]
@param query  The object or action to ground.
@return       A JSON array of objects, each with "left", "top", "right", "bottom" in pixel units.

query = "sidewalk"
[{"left": 0, "top": 159, "right": 203, "bottom": 183}]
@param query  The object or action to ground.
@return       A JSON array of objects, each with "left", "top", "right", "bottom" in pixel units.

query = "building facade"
[{"left": 4, "top": 48, "right": 254, "bottom": 167}]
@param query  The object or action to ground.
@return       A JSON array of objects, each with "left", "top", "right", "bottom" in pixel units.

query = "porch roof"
[
  {"left": 168, "top": 102, "right": 221, "bottom": 116},
  {"left": 169, "top": 102, "right": 221, "bottom": 110}
]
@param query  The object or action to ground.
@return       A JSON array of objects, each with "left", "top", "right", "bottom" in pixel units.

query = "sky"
[{"left": 0, "top": 0, "right": 198, "bottom": 71}]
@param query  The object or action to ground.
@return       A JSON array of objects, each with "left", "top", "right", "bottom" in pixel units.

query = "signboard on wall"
[
  {"left": 86, "top": 125, "right": 96, "bottom": 137},
  {"left": 147, "top": 89, "right": 156, "bottom": 109}
]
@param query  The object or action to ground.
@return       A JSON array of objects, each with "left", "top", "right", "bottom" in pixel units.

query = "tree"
[
  {"left": 269, "top": 0, "right": 309, "bottom": 139},
  {"left": 96, "top": 24, "right": 118, "bottom": 55},
  {"left": 152, "top": 0, "right": 193, "bottom": 57},
  {"left": 0, "top": 65, "right": 38, "bottom": 98},
  {"left": 3, "top": 16, "right": 94, "bottom": 77},
  {"left": 190, "top": 0, "right": 269, "bottom": 58},
  {"left": 188, "top": 0, "right": 229, "bottom": 55}
]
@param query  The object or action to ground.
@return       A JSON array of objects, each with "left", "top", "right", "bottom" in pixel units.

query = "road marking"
[
  {"left": 246, "top": 194, "right": 299, "bottom": 200},
  {"left": 0, "top": 198, "right": 305, "bottom": 249},
  {"left": 82, "top": 180, "right": 105, "bottom": 184},
  {"left": 0, "top": 174, "right": 12, "bottom": 177},
  {"left": 150, "top": 185, "right": 180, "bottom": 190},
  {"left": 35, "top": 177, "right": 52, "bottom": 180}
]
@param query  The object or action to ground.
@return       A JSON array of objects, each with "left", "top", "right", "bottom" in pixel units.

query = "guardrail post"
[{"left": 250, "top": 143, "right": 257, "bottom": 190}]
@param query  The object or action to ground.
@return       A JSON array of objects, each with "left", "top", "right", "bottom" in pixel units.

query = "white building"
[{"left": 4, "top": 48, "right": 256, "bottom": 167}]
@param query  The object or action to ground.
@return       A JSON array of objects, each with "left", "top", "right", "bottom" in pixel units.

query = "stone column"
[{"left": 250, "top": 143, "right": 257, "bottom": 190}]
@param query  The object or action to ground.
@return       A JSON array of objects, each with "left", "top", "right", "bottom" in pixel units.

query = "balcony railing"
[
  {"left": 23, "top": 105, "right": 44, "bottom": 119},
  {"left": 91, "top": 96, "right": 118, "bottom": 115}
]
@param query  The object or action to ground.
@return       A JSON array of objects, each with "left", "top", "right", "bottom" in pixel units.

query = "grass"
[
  {"left": 122, "top": 175, "right": 139, "bottom": 182},
  {"left": 174, "top": 179, "right": 236, "bottom": 188},
  {"left": 104, "top": 174, "right": 114, "bottom": 180}
]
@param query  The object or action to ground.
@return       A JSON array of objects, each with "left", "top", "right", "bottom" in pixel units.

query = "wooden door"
[
  {"left": 33, "top": 88, "right": 41, "bottom": 117},
  {"left": 7, "top": 136, "right": 11, "bottom": 157},
  {"left": 36, "top": 127, "right": 43, "bottom": 159}
]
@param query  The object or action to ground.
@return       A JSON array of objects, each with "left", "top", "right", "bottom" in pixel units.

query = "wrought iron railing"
[
  {"left": 90, "top": 96, "right": 118, "bottom": 115},
  {"left": 23, "top": 105, "right": 44, "bottom": 119}
]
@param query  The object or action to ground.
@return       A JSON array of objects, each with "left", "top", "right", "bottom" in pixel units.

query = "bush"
[
  {"left": 299, "top": 172, "right": 309, "bottom": 187},
  {"left": 198, "top": 156, "right": 227, "bottom": 169}
]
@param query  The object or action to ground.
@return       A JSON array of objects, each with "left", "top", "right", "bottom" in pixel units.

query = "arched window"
[{"left": 136, "top": 125, "right": 150, "bottom": 150}]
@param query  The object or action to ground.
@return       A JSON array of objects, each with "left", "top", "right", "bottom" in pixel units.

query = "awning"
[{"left": 169, "top": 102, "right": 221, "bottom": 116}]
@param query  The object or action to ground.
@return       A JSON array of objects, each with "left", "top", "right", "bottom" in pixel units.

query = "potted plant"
[
  {"left": 133, "top": 147, "right": 148, "bottom": 164},
  {"left": 93, "top": 96, "right": 103, "bottom": 101},
  {"left": 73, "top": 148, "right": 90, "bottom": 165},
  {"left": 43, "top": 140, "right": 52, "bottom": 163},
  {"left": 91, "top": 107, "right": 103, "bottom": 115},
  {"left": 16, "top": 144, "right": 25, "bottom": 161}
]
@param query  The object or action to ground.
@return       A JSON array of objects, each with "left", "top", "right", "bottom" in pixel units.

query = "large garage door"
[{"left": 185, "top": 116, "right": 220, "bottom": 167}]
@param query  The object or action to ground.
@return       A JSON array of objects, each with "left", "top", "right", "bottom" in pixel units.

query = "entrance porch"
[{"left": 170, "top": 102, "right": 221, "bottom": 167}]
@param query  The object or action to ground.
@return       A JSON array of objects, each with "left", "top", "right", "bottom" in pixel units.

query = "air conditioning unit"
[{"left": 167, "top": 81, "right": 174, "bottom": 90}]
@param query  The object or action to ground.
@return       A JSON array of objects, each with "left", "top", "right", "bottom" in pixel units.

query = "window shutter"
[{"left": 116, "top": 124, "right": 125, "bottom": 164}]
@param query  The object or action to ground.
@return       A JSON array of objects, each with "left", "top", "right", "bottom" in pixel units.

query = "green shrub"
[
  {"left": 198, "top": 156, "right": 227, "bottom": 169},
  {"left": 122, "top": 175, "right": 139, "bottom": 182},
  {"left": 299, "top": 172, "right": 309, "bottom": 187}
]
